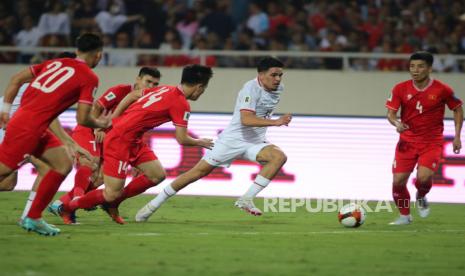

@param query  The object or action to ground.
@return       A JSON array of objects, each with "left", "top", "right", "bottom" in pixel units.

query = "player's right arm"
[
  {"left": 48, "top": 118, "right": 93, "bottom": 161},
  {"left": 241, "top": 111, "right": 292, "bottom": 127},
  {"left": 76, "top": 103, "right": 112, "bottom": 129},
  {"left": 387, "top": 109, "right": 409, "bottom": 133},
  {"left": 174, "top": 126, "right": 213, "bottom": 149},
  {"left": 111, "top": 89, "right": 143, "bottom": 118},
  {"left": 386, "top": 84, "right": 409, "bottom": 133},
  {"left": 1, "top": 68, "right": 34, "bottom": 128}
]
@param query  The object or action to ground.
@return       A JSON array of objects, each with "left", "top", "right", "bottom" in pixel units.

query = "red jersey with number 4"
[
  {"left": 73, "top": 84, "right": 132, "bottom": 133},
  {"left": 385, "top": 79, "right": 462, "bottom": 144},
  {"left": 111, "top": 85, "right": 190, "bottom": 142},
  {"left": 12, "top": 58, "right": 97, "bottom": 133}
]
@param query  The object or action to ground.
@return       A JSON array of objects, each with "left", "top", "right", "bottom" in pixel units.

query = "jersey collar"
[{"left": 412, "top": 78, "right": 433, "bottom": 92}]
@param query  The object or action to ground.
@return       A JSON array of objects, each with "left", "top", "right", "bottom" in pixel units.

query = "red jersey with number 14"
[
  {"left": 385, "top": 79, "right": 462, "bottom": 144},
  {"left": 111, "top": 85, "right": 190, "bottom": 142},
  {"left": 12, "top": 58, "right": 97, "bottom": 133}
]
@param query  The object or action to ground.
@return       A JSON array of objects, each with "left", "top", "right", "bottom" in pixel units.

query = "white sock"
[
  {"left": 21, "top": 191, "right": 36, "bottom": 220},
  {"left": 242, "top": 175, "right": 271, "bottom": 199},
  {"left": 148, "top": 184, "right": 177, "bottom": 210}
]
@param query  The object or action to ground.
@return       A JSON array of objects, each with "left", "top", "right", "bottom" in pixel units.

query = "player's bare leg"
[
  {"left": 22, "top": 146, "right": 72, "bottom": 235},
  {"left": 136, "top": 160, "right": 214, "bottom": 222},
  {"left": 414, "top": 166, "right": 434, "bottom": 218},
  {"left": 389, "top": 172, "right": 413, "bottom": 225},
  {"left": 106, "top": 160, "right": 165, "bottom": 224},
  {"left": 0, "top": 172, "right": 17, "bottom": 191},
  {"left": 235, "top": 145, "right": 287, "bottom": 216},
  {"left": 0, "top": 162, "right": 15, "bottom": 183},
  {"left": 20, "top": 154, "right": 50, "bottom": 222}
]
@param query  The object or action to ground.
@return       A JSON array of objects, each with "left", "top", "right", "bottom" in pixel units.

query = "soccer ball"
[{"left": 338, "top": 203, "right": 366, "bottom": 228}]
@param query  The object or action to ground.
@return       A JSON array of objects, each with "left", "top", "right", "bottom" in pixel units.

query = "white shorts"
[{"left": 203, "top": 139, "right": 270, "bottom": 167}]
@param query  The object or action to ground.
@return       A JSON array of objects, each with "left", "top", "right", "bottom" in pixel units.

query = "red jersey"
[
  {"left": 73, "top": 83, "right": 133, "bottom": 133},
  {"left": 11, "top": 58, "right": 97, "bottom": 133},
  {"left": 111, "top": 85, "right": 190, "bottom": 142},
  {"left": 385, "top": 79, "right": 462, "bottom": 143}
]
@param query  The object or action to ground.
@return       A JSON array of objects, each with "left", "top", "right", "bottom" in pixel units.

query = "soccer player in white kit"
[{"left": 136, "top": 56, "right": 292, "bottom": 221}]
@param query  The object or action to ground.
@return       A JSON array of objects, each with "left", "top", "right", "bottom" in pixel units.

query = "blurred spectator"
[
  {"left": 37, "top": 0, "right": 70, "bottom": 43},
  {"left": 246, "top": 1, "right": 269, "bottom": 36},
  {"left": 71, "top": 0, "right": 98, "bottom": 40},
  {"left": 95, "top": 0, "right": 143, "bottom": 35},
  {"left": 199, "top": 1, "right": 235, "bottom": 40},
  {"left": 108, "top": 31, "right": 137, "bottom": 66},
  {"left": 176, "top": 9, "right": 198, "bottom": 49},
  {"left": 431, "top": 44, "right": 458, "bottom": 73},
  {"left": 14, "top": 15, "right": 42, "bottom": 63},
  {"left": 190, "top": 36, "right": 217, "bottom": 67}
]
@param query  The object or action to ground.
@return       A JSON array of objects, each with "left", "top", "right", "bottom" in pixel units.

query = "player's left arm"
[
  {"left": 76, "top": 102, "right": 112, "bottom": 129},
  {"left": 174, "top": 126, "right": 213, "bottom": 149},
  {"left": 452, "top": 105, "right": 463, "bottom": 154},
  {"left": 48, "top": 118, "right": 93, "bottom": 161},
  {"left": 1, "top": 68, "right": 34, "bottom": 127},
  {"left": 112, "top": 89, "right": 143, "bottom": 118}
]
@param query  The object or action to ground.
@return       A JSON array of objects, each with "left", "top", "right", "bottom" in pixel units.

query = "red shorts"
[
  {"left": 72, "top": 126, "right": 102, "bottom": 158},
  {"left": 103, "top": 130, "right": 157, "bottom": 179},
  {"left": 392, "top": 140, "right": 443, "bottom": 173},
  {"left": 0, "top": 126, "right": 63, "bottom": 170}
]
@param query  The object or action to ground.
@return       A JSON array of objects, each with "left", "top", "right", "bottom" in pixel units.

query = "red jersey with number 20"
[
  {"left": 385, "top": 79, "right": 462, "bottom": 144},
  {"left": 111, "top": 85, "right": 190, "bottom": 142},
  {"left": 12, "top": 58, "right": 97, "bottom": 133}
]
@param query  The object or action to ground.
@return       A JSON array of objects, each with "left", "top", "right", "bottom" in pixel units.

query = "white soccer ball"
[{"left": 338, "top": 203, "right": 366, "bottom": 228}]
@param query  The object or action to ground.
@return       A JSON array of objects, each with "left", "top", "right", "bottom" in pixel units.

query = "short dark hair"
[
  {"left": 257, "top": 56, "right": 284, "bottom": 72},
  {"left": 138, "top": 67, "right": 161, "bottom": 79},
  {"left": 76, "top": 33, "right": 103, "bottom": 53},
  {"left": 56, "top": 52, "right": 76, "bottom": 59},
  {"left": 409, "top": 51, "right": 434, "bottom": 66},
  {"left": 181, "top": 64, "right": 213, "bottom": 86}
]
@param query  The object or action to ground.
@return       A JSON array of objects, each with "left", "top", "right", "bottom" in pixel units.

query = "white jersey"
[
  {"left": 0, "top": 83, "right": 28, "bottom": 142},
  {"left": 218, "top": 78, "right": 283, "bottom": 144}
]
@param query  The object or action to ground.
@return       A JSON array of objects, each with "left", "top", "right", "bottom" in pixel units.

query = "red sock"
[
  {"left": 110, "top": 175, "right": 156, "bottom": 207},
  {"left": 73, "top": 166, "right": 93, "bottom": 197},
  {"left": 67, "top": 189, "right": 105, "bottom": 212},
  {"left": 59, "top": 188, "right": 75, "bottom": 205},
  {"left": 392, "top": 185, "right": 410, "bottom": 215},
  {"left": 27, "top": 170, "right": 66, "bottom": 219},
  {"left": 415, "top": 179, "right": 432, "bottom": 198}
]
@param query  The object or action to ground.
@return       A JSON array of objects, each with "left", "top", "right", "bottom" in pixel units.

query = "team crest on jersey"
[
  {"left": 428, "top": 94, "right": 437, "bottom": 100},
  {"left": 105, "top": 92, "right": 116, "bottom": 101},
  {"left": 183, "top": 111, "right": 190, "bottom": 121}
]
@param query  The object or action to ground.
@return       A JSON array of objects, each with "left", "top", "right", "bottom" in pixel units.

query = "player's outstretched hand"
[
  {"left": 97, "top": 110, "right": 112, "bottom": 129},
  {"left": 453, "top": 137, "right": 462, "bottom": 154},
  {"left": 198, "top": 138, "right": 214, "bottom": 150},
  {"left": 0, "top": 111, "right": 10, "bottom": 129},
  {"left": 275, "top": 113, "right": 292, "bottom": 126},
  {"left": 395, "top": 122, "right": 409, "bottom": 133},
  {"left": 94, "top": 129, "right": 106, "bottom": 143},
  {"left": 70, "top": 143, "right": 93, "bottom": 163}
]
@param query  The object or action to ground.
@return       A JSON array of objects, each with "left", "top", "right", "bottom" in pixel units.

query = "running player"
[
  {"left": 135, "top": 56, "right": 292, "bottom": 221},
  {"left": 386, "top": 51, "right": 463, "bottom": 225}
]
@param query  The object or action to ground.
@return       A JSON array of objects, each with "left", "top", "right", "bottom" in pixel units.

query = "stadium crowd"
[{"left": 0, "top": 0, "right": 465, "bottom": 70}]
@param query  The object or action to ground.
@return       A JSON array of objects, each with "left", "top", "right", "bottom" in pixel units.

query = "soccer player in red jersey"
[
  {"left": 0, "top": 33, "right": 111, "bottom": 235},
  {"left": 385, "top": 51, "right": 463, "bottom": 225},
  {"left": 55, "top": 67, "right": 161, "bottom": 224},
  {"left": 50, "top": 64, "right": 214, "bottom": 224}
]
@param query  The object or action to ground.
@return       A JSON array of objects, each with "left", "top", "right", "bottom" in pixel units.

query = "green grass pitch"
[{"left": 1, "top": 192, "right": 465, "bottom": 276}]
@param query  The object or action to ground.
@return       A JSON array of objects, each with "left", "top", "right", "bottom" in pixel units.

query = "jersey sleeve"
[
  {"left": 238, "top": 86, "right": 259, "bottom": 113},
  {"left": 170, "top": 100, "right": 190, "bottom": 128},
  {"left": 385, "top": 84, "right": 401, "bottom": 111},
  {"left": 443, "top": 85, "right": 463, "bottom": 110},
  {"left": 79, "top": 74, "right": 98, "bottom": 105},
  {"left": 97, "top": 86, "right": 126, "bottom": 109},
  {"left": 29, "top": 62, "right": 47, "bottom": 77}
]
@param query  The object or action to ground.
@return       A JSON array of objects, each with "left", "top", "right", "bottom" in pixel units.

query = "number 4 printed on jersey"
[
  {"left": 416, "top": 101, "right": 423, "bottom": 114},
  {"left": 138, "top": 87, "right": 170, "bottom": 108}
]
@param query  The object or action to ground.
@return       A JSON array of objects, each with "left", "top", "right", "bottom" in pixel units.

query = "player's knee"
[
  {"left": 0, "top": 183, "right": 15, "bottom": 191},
  {"left": 417, "top": 174, "right": 432, "bottom": 185},
  {"left": 271, "top": 150, "right": 287, "bottom": 166},
  {"left": 104, "top": 188, "right": 123, "bottom": 202},
  {"left": 145, "top": 171, "right": 166, "bottom": 185}
]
